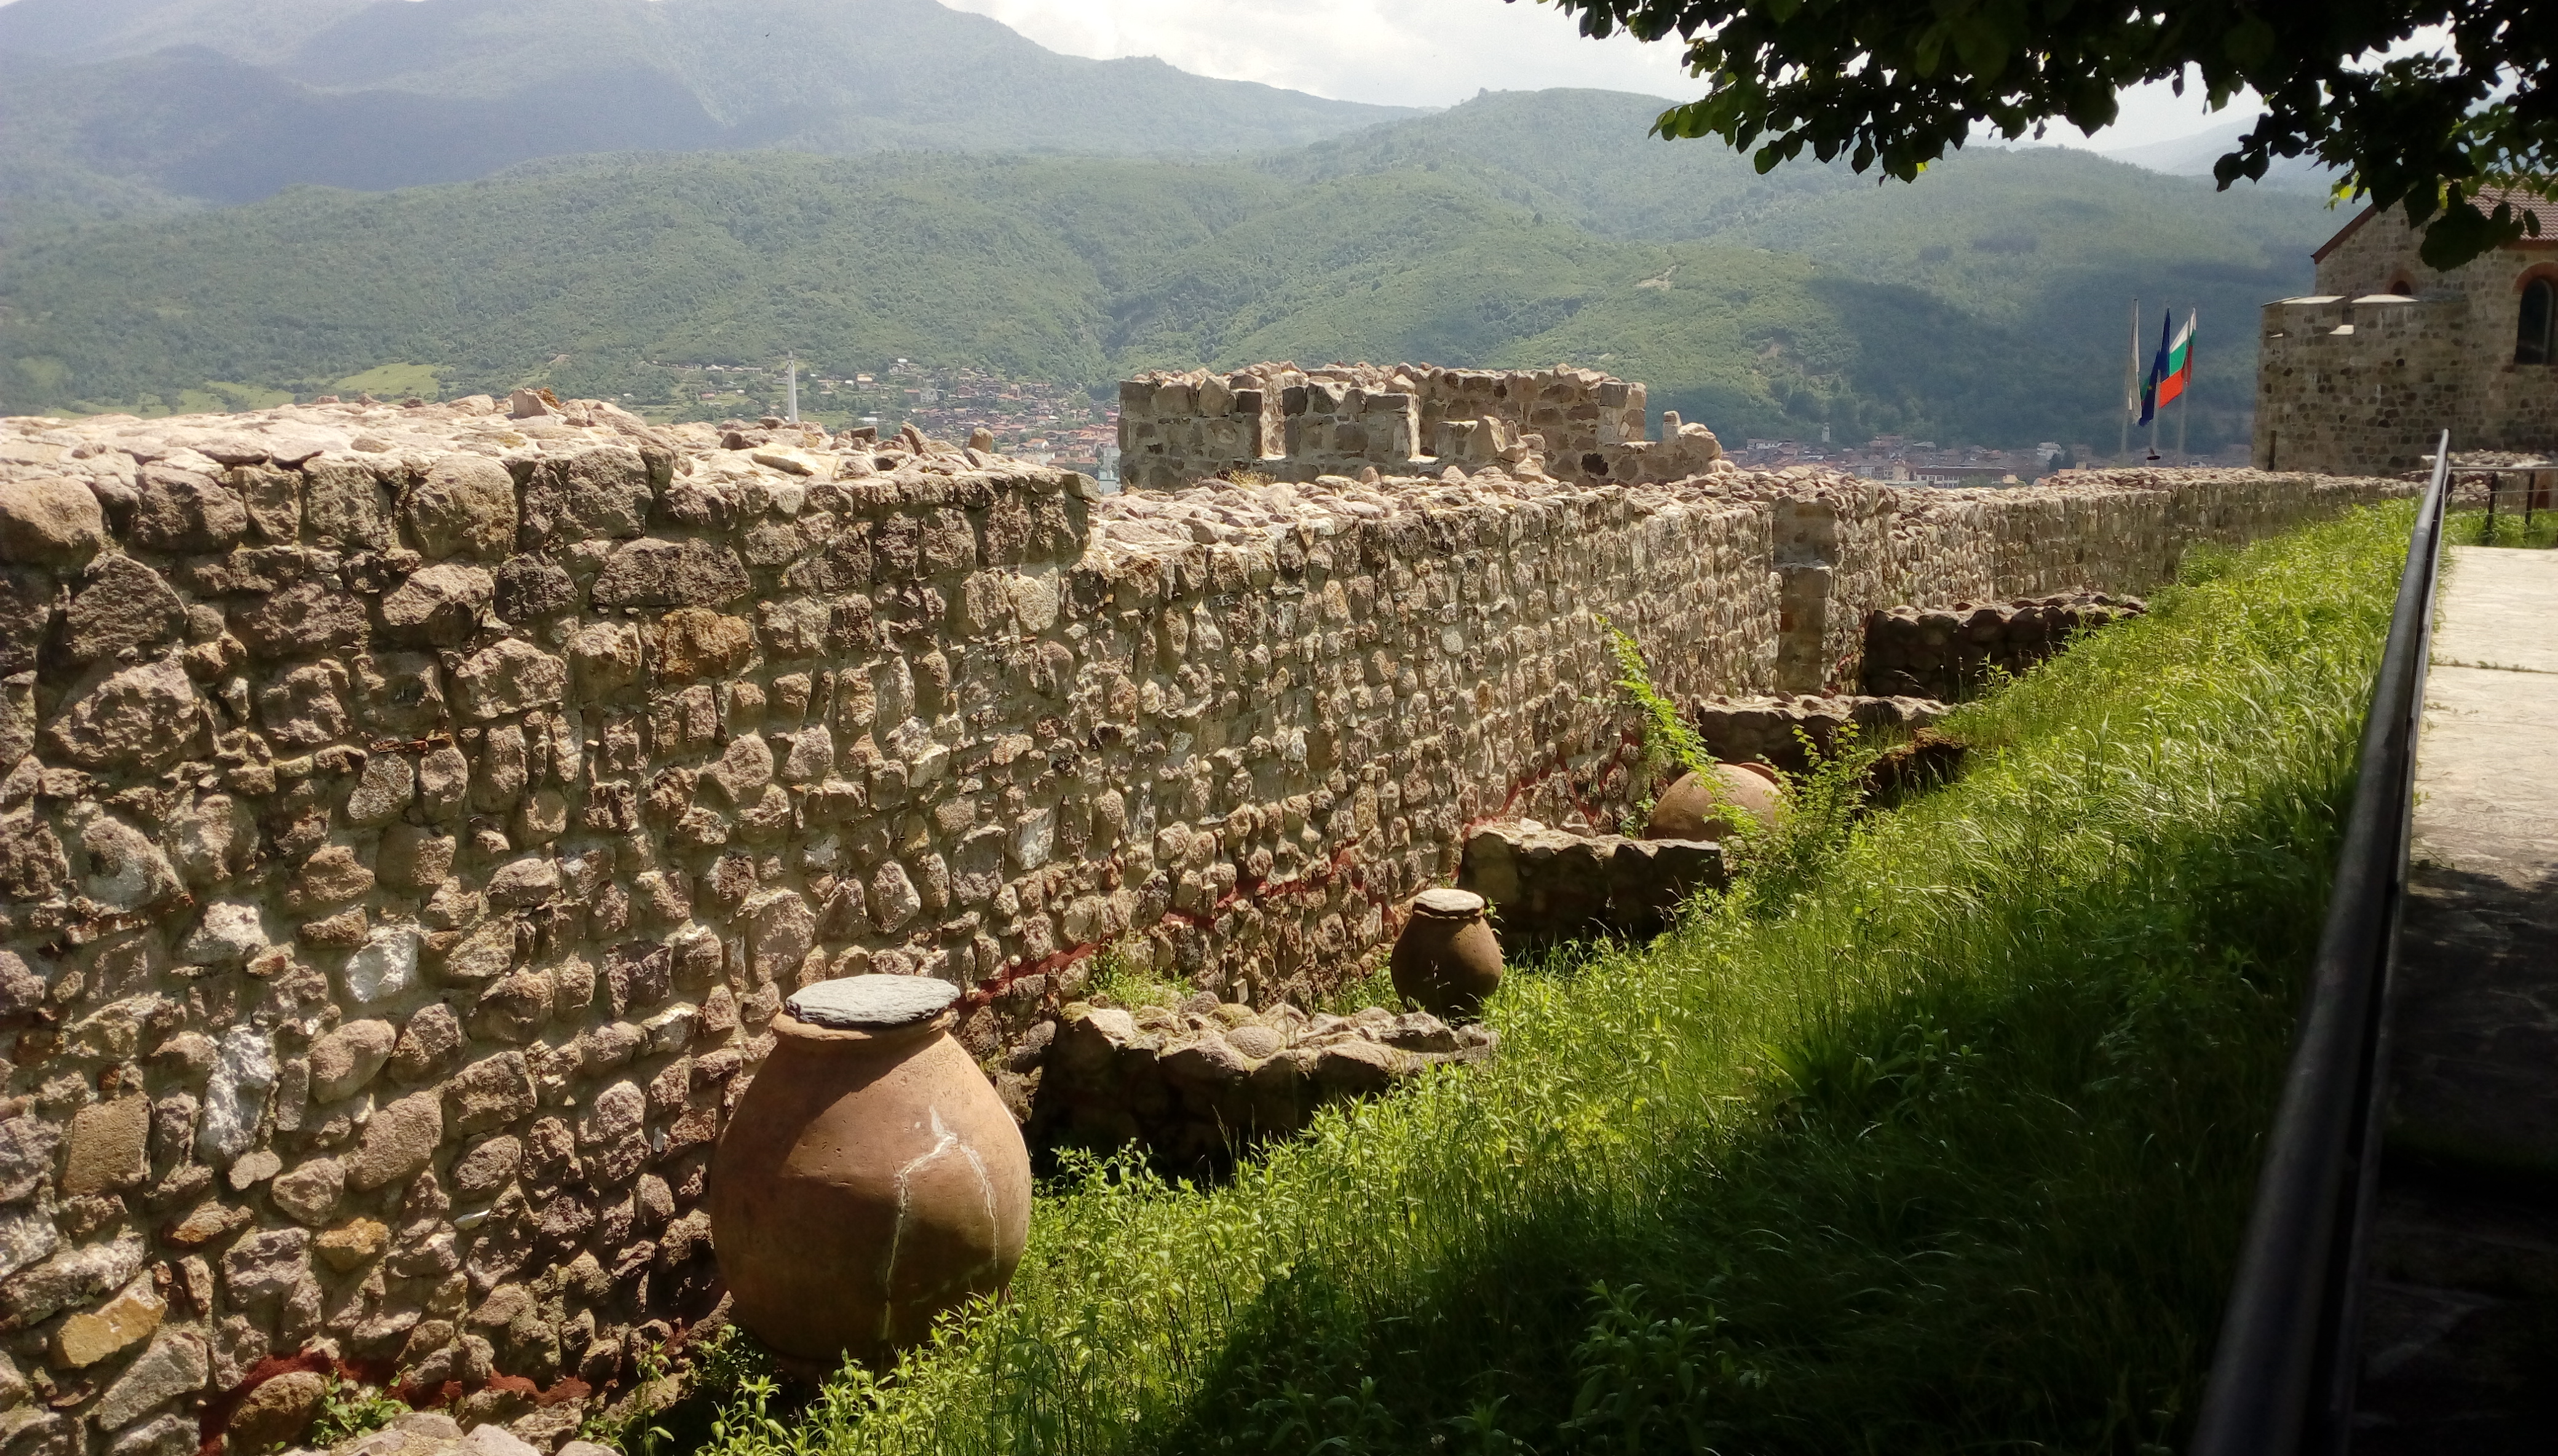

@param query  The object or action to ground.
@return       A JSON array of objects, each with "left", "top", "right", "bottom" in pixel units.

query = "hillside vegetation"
[{"left": 0, "top": 90, "right": 2337, "bottom": 450}]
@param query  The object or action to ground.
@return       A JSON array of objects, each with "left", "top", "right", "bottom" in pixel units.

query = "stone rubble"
[{"left": 1024, "top": 995, "right": 1494, "bottom": 1168}]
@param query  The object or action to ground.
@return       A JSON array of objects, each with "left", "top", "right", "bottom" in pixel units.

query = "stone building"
[{"left": 2254, "top": 187, "right": 2558, "bottom": 475}]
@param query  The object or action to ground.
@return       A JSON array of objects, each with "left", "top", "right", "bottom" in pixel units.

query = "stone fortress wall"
[
  {"left": 0, "top": 382, "right": 2408, "bottom": 1456},
  {"left": 1116, "top": 363, "right": 1726, "bottom": 491},
  {"left": 2254, "top": 199, "right": 2558, "bottom": 475}
]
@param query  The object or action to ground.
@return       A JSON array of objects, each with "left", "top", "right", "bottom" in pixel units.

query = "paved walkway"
[{"left": 2357, "top": 546, "right": 2558, "bottom": 1452}]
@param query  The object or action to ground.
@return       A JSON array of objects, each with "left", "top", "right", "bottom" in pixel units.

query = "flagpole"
[
  {"left": 2176, "top": 309, "right": 2193, "bottom": 462},
  {"left": 2122, "top": 297, "right": 2137, "bottom": 462}
]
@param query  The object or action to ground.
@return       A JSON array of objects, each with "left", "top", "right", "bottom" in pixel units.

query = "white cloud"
[
  {"left": 0, "top": 0, "right": 2260, "bottom": 150},
  {"left": 946, "top": 0, "right": 2260, "bottom": 149},
  {"left": 943, "top": 0, "right": 1693, "bottom": 108}
]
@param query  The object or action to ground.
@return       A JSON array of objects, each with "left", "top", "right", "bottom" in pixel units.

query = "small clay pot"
[
  {"left": 708, "top": 976, "right": 1031, "bottom": 1379},
  {"left": 1646, "top": 762, "right": 1786, "bottom": 841},
  {"left": 1390, "top": 887, "right": 1503, "bottom": 1018}
]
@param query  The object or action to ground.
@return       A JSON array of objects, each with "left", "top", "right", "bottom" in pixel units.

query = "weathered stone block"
[
  {"left": 403, "top": 456, "right": 519, "bottom": 561},
  {"left": 569, "top": 620, "right": 643, "bottom": 700},
  {"left": 309, "top": 1019, "right": 396, "bottom": 1102},
  {"left": 445, "top": 1053, "right": 537, "bottom": 1134},
  {"left": 494, "top": 555, "right": 576, "bottom": 621},
  {"left": 63, "top": 557, "right": 185, "bottom": 666},
  {"left": 287, "top": 844, "right": 374, "bottom": 913},
  {"left": 270, "top": 1157, "right": 346, "bottom": 1226},
  {"left": 303, "top": 458, "right": 395, "bottom": 550},
  {"left": 448, "top": 639, "right": 566, "bottom": 721},
  {"left": 226, "top": 1369, "right": 328, "bottom": 1451},
  {"left": 42, "top": 658, "right": 200, "bottom": 773},
  {"left": 590, "top": 539, "right": 748, "bottom": 607},
  {"left": 91, "top": 1329, "right": 205, "bottom": 1430},
  {"left": 522, "top": 446, "right": 652, "bottom": 545},
  {"left": 60, "top": 1096, "right": 150, "bottom": 1196},
  {"left": 129, "top": 465, "right": 247, "bottom": 553},
  {"left": 0, "top": 478, "right": 106, "bottom": 566},
  {"left": 233, "top": 579, "right": 368, "bottom": 659},
  {"left": 3, "top": 1233, "right": 144, "bottom": 1326},
  {"left": 49, "top": 1276, "right": 162, "bottom": 1367},
  {"left": 256, "top": 660, "right": 352, "bottom": 747},
  {"left": 379, "top": 563, "right": 493, "bottom": 647},
  {"left": 349, "top": 1093, "right": 444, "bottom": 1190}
]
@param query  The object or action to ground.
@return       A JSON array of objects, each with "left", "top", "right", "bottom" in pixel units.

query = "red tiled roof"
[{"left": 2313, "top": 184, "right": 2556, "bottom": 263}]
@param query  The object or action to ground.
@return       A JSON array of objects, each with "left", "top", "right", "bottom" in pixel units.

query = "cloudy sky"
[{"left": 943, "top": 0, "right": 2258, "bottom": 151}]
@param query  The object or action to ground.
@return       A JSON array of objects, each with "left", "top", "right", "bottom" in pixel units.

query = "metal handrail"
[{"left": 2188, "top": 430, "right": 2452, "bottom": 1455}]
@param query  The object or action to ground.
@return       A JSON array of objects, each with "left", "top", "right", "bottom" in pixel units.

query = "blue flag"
[{"left": 2137, "top": 308, "right": 2172, "bottom": 427}]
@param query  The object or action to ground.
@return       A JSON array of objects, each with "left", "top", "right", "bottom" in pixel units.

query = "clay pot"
[
  {"left": 708, "top": 976, "right": 1031, "bottom": 1379},
  {"left": 1645, "top": 762, "right": 1787, "bottom": 842},
  {"left": 1390, "top": 887, "right": 1503, "bottom": 1018}
]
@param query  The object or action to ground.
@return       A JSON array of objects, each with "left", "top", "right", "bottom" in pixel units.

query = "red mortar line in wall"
[
  {"left": 197, "top": 1353, "right": 600, "bottom": 1456},
  {"left": 200, "top": 1304, "right": 700, "bottom": 1452},
  {"left": 960, "top": 837, "right": 1389, "bottom": 1012},
  {"left": 962, "top": 726, "right": 1644, "bottom": 1015},
  {"left": 1460, "top": 726, "right": 1641, "bottom": 840}
]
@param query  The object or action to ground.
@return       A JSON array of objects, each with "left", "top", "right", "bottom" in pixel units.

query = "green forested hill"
[
  {"left": 0, "top": 92, "right": 2338, "bottom": 450},
  {"left": 1267, "top": 91, "right": 2335, "bottom": 443}
]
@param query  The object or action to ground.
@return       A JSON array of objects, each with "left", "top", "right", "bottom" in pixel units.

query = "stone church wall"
[
  {"left": 2253, "top": 205, "right": 2558, "bottom": 474},
  {"left": 0, "top": 390, "right": 2409, "bottom": 1456}
]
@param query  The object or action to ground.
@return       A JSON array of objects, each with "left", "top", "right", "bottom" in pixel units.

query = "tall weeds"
[{"left": 692, "top": 503, "right": 2413, "bottom": 1456}]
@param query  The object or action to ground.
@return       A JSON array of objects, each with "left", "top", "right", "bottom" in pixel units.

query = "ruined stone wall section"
[
  {"left": 1115, "top": 364, "right": 1700, "bottom": 491},
  {"left": 0, "top": 396, "right": 2411, "bottom": 1456},
  {"left": 1730, "top": 468, "right": 2416, "bottom": 690}
]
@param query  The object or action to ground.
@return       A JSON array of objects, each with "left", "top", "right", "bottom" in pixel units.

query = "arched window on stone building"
[{"left": 2522, "top": 277, "right": 2557, "bottom": 365}]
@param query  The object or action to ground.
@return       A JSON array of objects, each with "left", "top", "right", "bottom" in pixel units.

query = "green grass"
[
  {"left": 677, "top": 502, "right": 2412, "bottom": 1456},
  {"left": 332, "top": 362, "right": 442, "bottom": 398},
  {"left": 2453, "top": 504, "right": 2558, "bottom": 549}
]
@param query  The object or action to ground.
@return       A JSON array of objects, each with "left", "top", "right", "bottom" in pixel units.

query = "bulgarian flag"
[{"left": 2140, "top": 309, "right": 2196, "bottom": 424}]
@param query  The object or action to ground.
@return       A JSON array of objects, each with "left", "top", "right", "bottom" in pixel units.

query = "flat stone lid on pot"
[
  {"left": 1410, "top": 887, "right": 1486, "bottom": 919},
  {"left": 786, "top": 975, "right": 959, "bottom": 1029}
]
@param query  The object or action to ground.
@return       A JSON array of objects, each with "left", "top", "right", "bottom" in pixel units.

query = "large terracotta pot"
[
  {"left": 1645, "top": 762, "right": 1786, "bottom": 842},
  {"left": 708, "top": 976, "right": 1031, "bottom": 1379},
  {"left": 1390, "top": 887, "right": 1503, "bottom": 1018}
]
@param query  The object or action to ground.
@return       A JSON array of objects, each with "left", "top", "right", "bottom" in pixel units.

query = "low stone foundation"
[
  {"left": 1859, "top": 593, "right": 2146, "bottom": 701},
  {"left": 1455, "top": 826, "right": 1725, "bottom": 949},
  {"left": 1691, "top": 694, "right": 1948, "bottom": 775},
  {"left": 1024, "top": 1000, "right": 1494, "bottom": 1168}
]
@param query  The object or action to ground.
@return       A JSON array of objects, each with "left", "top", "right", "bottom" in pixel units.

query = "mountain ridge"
[
  {"left": 0, "top": 96, "right": 2332, "bottom": 453},
  {"left": 0, "top": 0, "right": 1424, "bottom": 218}
]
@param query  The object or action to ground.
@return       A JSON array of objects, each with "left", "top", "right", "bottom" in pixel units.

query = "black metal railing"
[{"left": 2188, "top": 430, "right": 2452, "bottom": 1455}]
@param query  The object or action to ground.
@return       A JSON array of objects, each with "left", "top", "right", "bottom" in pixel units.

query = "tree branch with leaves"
[{"left": 1529, "top": 0, "right": 2551, "bottom": 267}]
